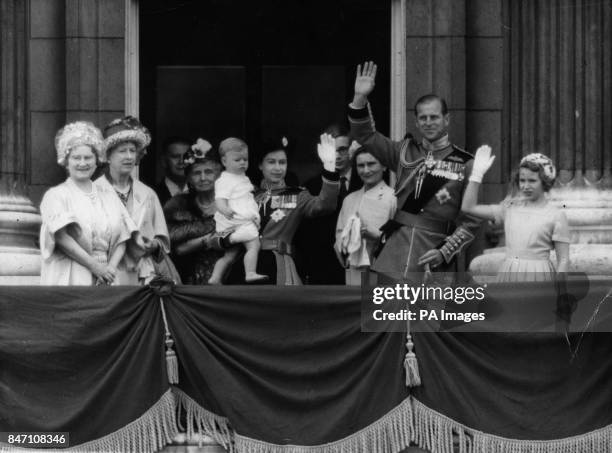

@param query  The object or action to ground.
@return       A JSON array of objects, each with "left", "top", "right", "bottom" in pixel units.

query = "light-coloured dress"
[
  {"left": 334, "top": 181, "right": 397, "bottom": 285},
  {"left": 39, "top": 178, "right": 136, "bottom": 285},
  {"left": 214, "top": 171, "right": 259, "bottom": 242},
  {"left": 94, "top": 176, "right": 170, "bottom": 284},
  {"left": 493, "top": 199, "right": 570, "bottom": 282}
]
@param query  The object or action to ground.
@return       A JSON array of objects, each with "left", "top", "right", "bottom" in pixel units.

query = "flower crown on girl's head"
[
  {"left": 183, "top": 138, "right": 213, "bottom": 165},
  {"left": 520, "top": 153, "right": 556, "bottom": 185}
]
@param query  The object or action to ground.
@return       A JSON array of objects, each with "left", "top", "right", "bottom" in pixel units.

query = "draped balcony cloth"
[{"left": 1, "top": 283, "right": 612, "bottom": 453}]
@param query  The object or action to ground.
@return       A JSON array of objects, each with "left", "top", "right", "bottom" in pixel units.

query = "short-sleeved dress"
[
  {"left": 39, "top": 178, "right": 136, "bottom": 285},
  {"left": 493, "top": 199, "right": 570, "bottom": 282}
]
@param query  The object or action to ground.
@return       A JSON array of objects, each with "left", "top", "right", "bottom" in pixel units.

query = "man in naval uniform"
[{"left": 348, "top": 61, "right": 481, "bottom": 281}]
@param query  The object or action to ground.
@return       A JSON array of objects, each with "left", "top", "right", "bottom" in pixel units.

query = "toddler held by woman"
[{"left": 210, "top": 137, "right": 267, "bottom": 284}]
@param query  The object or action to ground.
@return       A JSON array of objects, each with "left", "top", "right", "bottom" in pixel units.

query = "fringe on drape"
[
  {"left": 173, "top": 387, "right": 234, "bottom": 452},
  {"left": 232, "top": 396, "right": 413, "bottom": 453},
  {"left": 412, "top": 397, "right": 612, "bottom": 453},
  {"left": 0, "top": 389, "right": 179, "bottom": 453}
]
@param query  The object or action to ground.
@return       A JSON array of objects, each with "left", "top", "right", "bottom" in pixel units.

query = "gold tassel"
[
  {"left": 404, "top": 333, "right": 421, "bottom": 387},
  {"left": 160, "top": 297, "right": 179, "bottom": 385},
  {"left": 165, "top": 334, "right": 179, "bottom": 385},
  {"left": 405, "top": 316, "right": 421, "bottom": 387}
]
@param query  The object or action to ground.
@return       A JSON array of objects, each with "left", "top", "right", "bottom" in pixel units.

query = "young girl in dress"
[
  {"left": 461, "top": 147, "right": 570, "bottom": 282},
  {"left": 210, "top": 137, "right": 267, "bottom": 284}
]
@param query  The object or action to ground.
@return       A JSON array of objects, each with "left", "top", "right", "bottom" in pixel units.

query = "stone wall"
[
  {"left": 28, "top": 0, "right": 126, "bottom": 205},
  {"left": 404, "top": 0, "right": 505, "bottom": 202}
]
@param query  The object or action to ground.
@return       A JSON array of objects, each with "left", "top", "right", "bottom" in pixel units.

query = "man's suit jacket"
[
  {"left": 295, "top": 172, "right": 363, "bottom": 284},
  {"left": 154, "top": 180, "right": 173, "bottom": 208}
]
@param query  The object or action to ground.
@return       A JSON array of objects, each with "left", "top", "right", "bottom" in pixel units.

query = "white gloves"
[
  {"left": 317, "top": 133, "right": 337, "bottom": 173},
  {"left": 469, "top": 145, "right": 495, "bottom": 183}
]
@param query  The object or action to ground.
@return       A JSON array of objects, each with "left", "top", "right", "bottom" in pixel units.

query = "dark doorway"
[{"left": 139, "top": 0, "right": 391, "bottom": 186}]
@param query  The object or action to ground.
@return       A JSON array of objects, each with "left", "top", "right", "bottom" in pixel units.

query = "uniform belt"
[
  {"left": 260, "top": 239, "right": 293, "bottom": 255},
  {"left": 393, "top": 211, "right": 453, "bottom": 235}
]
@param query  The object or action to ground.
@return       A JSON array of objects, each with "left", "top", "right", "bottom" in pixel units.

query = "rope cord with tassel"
[{"left": 159, "top": 296, "right": 179, "bottom": 385}]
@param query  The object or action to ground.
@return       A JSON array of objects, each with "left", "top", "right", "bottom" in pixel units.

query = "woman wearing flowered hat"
[
  {"left": 94, "top": 116, "right": 172, "bottom": 284},
  {"left": 163, "top": 138, "right": 225, "bottom": 284},
  {"left": 462, "top": 148, "right": 570, "bottom": 282},
  {"left": 39, "top": 121, "right": 137, "bottom": 285}
]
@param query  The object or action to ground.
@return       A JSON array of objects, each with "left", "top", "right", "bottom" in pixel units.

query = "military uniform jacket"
[
  {"left": 253, "top": 170, "right": 340, "bottom": 285},
  {"left": 348, "top": 104, "right": 481, "bottom": 278}
]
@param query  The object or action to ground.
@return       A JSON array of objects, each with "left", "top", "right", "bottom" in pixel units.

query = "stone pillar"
[
  {"left": 0, "top": 0, "right": 42, "bottom": 284},
  {"left": 405, "top": 0, "right": 467, "bottom": 146},
  {"left": 28, "top": 0, "right": 127, "bottom": 206},
  {"left": 471, "top": 0, "right": 612, "bottom": 275},
  {"left": 64, "top": 0, "right": 126, "bottom": 126},
  {"left": 404, "top": 0, "right": 504, "bottom": 198},
  {"left": 502, "top": 0, "right": 612, "bottom": 188}
]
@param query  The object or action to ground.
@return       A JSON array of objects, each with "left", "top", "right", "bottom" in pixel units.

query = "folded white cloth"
[{"left": 339, "top": 215, "right": 370, "bottom": 267}]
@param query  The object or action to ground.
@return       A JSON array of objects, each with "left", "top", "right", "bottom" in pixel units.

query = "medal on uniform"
[
  {"left": 270, "top": 209, "right": 286, "bottom": 222},
  {"left": 430, "top": 161, "right": 466, "bottom": 181},
  {"left": 281, "top": 194, "right": 297, "bottom": 209},
  {"left": 414, "top": 151, "right": 435, "bottom": 199}
]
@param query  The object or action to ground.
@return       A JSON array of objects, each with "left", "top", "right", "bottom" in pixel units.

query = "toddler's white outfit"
[{"left": 214, "top": 171, "right": 260, "bottom": 243}]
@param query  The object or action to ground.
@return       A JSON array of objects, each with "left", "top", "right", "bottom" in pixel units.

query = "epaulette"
[
  {"left": 278, "top": 186, "right": 304, "bottom": 195},
  {"left": 444, "top": 145, "right": 473, "bottom": 164},
  {"left": 452, "top": 144, "right": 473, "bottom": 159}
]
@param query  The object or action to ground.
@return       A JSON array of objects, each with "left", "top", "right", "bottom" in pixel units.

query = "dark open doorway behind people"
[{"left": 139, "top": 0, "right": 390, "bottom": 187}]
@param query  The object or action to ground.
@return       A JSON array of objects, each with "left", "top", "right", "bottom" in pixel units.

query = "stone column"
[
  {"left": 502, "top": 0, "right": 612, "bottom": 188},
  {"left": 405, "top": 0, "right": 467, "bottom": 146},
  {"left": 64, "top": 0, "right": 126, "bottom": 126},
  {"left": 404, "top": 0, "right": 504, "bottom": 198},
  {"left": 471, "top": 0, "right": 612, "bottom": 275},
  {"left": 0, "top": 0, "right": 42, "bottom": 284}
]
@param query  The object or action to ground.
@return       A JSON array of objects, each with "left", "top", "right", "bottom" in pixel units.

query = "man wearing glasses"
[{"left": 296, "top": 124, "right": 363, "bottom": 285}]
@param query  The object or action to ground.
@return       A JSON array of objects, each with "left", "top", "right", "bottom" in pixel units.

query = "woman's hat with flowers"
[
  {"left": 103, "top": 116, "right": 151, "bottom": 157},
  {"left": 520, "top": 153, "right": 557, "bottom": 184},
  {"left": 55, "top": 121, "right": 105, "bottom": 166},
  {"left": 183, "top": 138, "right": 213, "bottom": 166}
]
